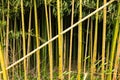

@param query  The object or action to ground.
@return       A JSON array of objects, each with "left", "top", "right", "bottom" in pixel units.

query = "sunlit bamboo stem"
[
  {"left": 57, "top": 0, "right": 63, "bottom": 79},
  {"left": 44, "top": 0, "right": 53, "bottom": 79},
  {"left": 21, "top": 0, "right": 27, "bottom": 80},
  {"left": 102, "top": 0, "right": 107, "bottom": 79},
  {"left": 78, "top": 0, "right": 82, "bottom": 79},
  {"left": 34, "top": 0, "right": 41, "bottom": 80},
  {"left": 0, "top": 44, "right": 8, "bottom": 80},
  {"left": 101, "top": 0, "right": 106, "bottom": 80}
]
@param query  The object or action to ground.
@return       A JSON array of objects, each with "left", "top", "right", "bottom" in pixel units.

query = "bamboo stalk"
[
  {"left": 0, "top": 44, "right": 8, "bottom": 80},
  {"left": 34, "top": 0, "right": 41, "bottom": 80},
  {"left": 57, "top": 0, "right": 63, "bottom": 79},
  {"left": 0, "top": 0, "right": 115, "bottom": 75},
  {"left": 90, "top": 19, "right": 93, "bottom": 80},
  {"left": 113, "top": 33, "right": 120, "bottom": 80},
  {"left": 27, "top": 0, "right": 32, "bottom": 74},
  {"left": 92, "top": 0, "right": 99, "bottom": 79},
  {"left": 78, "top": 0, "right": 82, "bottom": 79},
  {"left": 21, "top": 0, "right": 27, "bottom": 80},
  {"left": 6, "top": 0, "right": 10, "bottom": 68},
  {"left": 107, "top": 1, "right": 120, "bottom": 80},
  {"left": 44, "top": 0, "right": 53, "bottom": 79},
  {"left": 102, "top": 0, "right": 107, "bottom": 79},
  {"left": 68, "top": 0, "right": 74, "bottom": 79}
]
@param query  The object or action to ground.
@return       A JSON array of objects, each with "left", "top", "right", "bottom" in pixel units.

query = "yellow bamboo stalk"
[
  {"left": 57, "top": 0, "right": 63, "bottom": 79},
  {"left": 44, "top": 0, "right": 53, "bottom": 80},
  {"left": 48, "top": 3, "right": 53, "bottom": 77},
  {"left": 92, "top": 0, "right": 99, "bottom": 79},
  {"left": 68, "top": 0, "right": 74, "bottom": 79},
  {"left": 102, "top": 0, "right": 106, "bottom": 79},
  {"left": 0, "top": 44, "right": 8, "bottom": 80},
  {"left": 78, "top": 0, "right": 82, "bottom": 80},
  {"left": 0, "top": 0, "right": 115, "bottom": 75},
  {"left": 34, "top": 0, "right": 40, "bottom": 80},
  {"left": 21, "top": 0, "right": 27, "bottom": 80}
]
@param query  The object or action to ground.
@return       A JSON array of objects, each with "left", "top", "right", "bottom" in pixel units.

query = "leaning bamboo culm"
[
  {"left": 0, "top": 44, "right": 8, "bottom": 80},
  {"left": 21, "top": 0, "right": 27, "bottom": 80},
  {"left": 68, "top": 0, "right": 74, "bottom": 79},
  {"left": 27, "top": 0, "right": 32, "bottom": 74}
]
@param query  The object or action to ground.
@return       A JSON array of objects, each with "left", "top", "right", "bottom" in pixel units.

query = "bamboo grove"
[{"left": 0, "top": 0, "right": 120, "bottom": 80}]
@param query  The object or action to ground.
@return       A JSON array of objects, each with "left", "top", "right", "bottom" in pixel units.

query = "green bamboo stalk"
[
  {"left": 0, "top": 44, "right": 8, "bottom": 80},
  {"left": 78, "top": 0, "right": 82, "bottom": 79},
  {"left": 34, "top": 0, "right": 41, "bottom": 80},
  {"left": 44, "top": 0, "right": 53, "bottom": 79},
  {"left": 102, "top": 0, "right": 107, "bottom": 79},
  {"left": 57, "top": 0, "right": 63, "bottom": 79},
  {"left": 107, "top": 1, "right": 120, "bottom": 80},
  {"left": 21, "top": 0, "right": 27, "bottom": 80},
  {"left": 92, "top": 0, "right": 99, "bottom": 79},
  {"left": 68, "top": 0, "right": 74, "bottom": 79},
  {"left": 27, "top": 0, "right": 32, "bottom": 74},
  {"left": 113, "top": 33, "right": 120, "bottom": 80}
]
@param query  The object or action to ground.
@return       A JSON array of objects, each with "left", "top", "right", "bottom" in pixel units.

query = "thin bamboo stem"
[
  {"left": 68, "top": 0, "right": 74, "bottom": 79},
  {"left": 102, "top": 0, "right": 107, "bottom": 80},
  {"left": 34, "top": 0, "right": 41, "bottom": 80},
  {"left": 92, "top": 0, "right": 99, "bottom": 79},
  {"left": 84, "top": 18, "right": 90, "bottom": 73},
  {"left": 6, "top": 0, "right": 10, "bottom": 68},
  {"left": 27, "top": 0, "right": 32, "bottom": 74},
  {"left": 21, "top": 0, "right": 27, "bottom": 80},
  {"left": 90, "top": 19, "right": 93, "bottom": 80}
]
